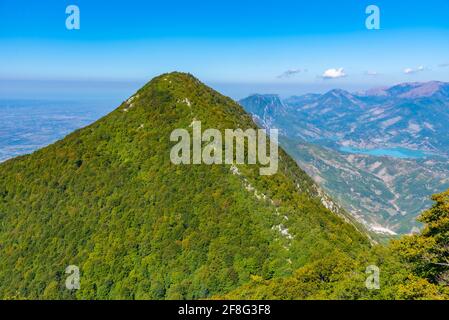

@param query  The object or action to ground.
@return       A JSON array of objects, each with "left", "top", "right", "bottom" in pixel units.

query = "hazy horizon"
[{"left": 1, "top": 77, "right": 447, "bottom": 101}]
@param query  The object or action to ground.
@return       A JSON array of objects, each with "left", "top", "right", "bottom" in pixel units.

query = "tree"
[{"left": 393, "top": 190, "right": 449, "bottom": 288}]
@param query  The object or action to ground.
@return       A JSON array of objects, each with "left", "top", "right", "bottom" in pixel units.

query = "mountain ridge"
[{"left": 0, "top": 72, "right": 369, "bottom": 299}]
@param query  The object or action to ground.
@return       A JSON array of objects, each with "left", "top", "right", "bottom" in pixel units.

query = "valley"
[{"left": 240, "top": 81, "right": 449, "bottom": 235}]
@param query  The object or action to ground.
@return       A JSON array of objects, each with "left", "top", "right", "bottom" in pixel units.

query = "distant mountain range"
[{"left": 240, "top": 81, "right": 449, "bottom": 235}]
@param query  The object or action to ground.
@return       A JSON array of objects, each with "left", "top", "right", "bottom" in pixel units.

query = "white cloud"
[
  {"left": 277, "top": 69, "right": 302, "bottom": 79},
  {"left": 439, "top": 63, "right": 449, "bottom": 68},
  {"left": 321, "top": 68, "right": 346, "bottom": 79},
  {"left": 404, "top": 66, "right": 425, "bottom": 74}
]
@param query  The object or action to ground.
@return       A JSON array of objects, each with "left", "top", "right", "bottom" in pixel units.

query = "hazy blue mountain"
[
  {"left": 282, "top": 82, "right": 449, "bottom": 155},
  {"left": 239, "top": 81, "right": 449, "bottom": 235},
  {"left": 239, "top": 94, "right": 287, "bottom": 129},
  {"left": 364, "top": 81, "right": 449, "bottom": 99}
]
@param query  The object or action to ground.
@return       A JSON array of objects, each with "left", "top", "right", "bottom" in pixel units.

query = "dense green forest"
[
  {"left": 0, "top": 73, "right": 447, "bottom": 299},
  {"left": 221, "top": 190, "right": 449, "bottom": 299}
]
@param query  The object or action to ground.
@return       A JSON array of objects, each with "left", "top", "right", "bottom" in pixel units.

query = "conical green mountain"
[{"left": 0, "top": 72, "right": 369, "bottom": 299}]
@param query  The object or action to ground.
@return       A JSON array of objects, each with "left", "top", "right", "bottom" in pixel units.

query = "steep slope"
[
  {"left": 280, "top": 138, "right": 449, "bottom": 235},
  {"left": 222, "top": 189, "right": 449, "bottom": 300},
  {"left": 0, "top": 72, "right": 368, "bottom": 299},
  {"left": 239, "top": 94, "right": 287, "bottom": 130}
]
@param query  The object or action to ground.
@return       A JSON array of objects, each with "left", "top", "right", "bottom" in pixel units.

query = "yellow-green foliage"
[
  {"left": 222, "top": 191, "right": 449, "bottom": 300},
  {"left": 0, "top": 73, "right": 368, "bottom": 299},
  {"left": 0, "top": 73, "right": 447, "bottom": 300},
  {"left": 392, "top": 190, "right": 449, "bottom": 292}
]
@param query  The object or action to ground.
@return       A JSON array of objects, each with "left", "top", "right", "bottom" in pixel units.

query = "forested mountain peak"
[{"left": 0, "top": 72, "right": 369, "bottom": 299}]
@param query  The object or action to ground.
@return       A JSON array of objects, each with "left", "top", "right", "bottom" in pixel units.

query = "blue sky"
[{"left": 1, "top": 0, "right": 449, "bottom": 97}]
